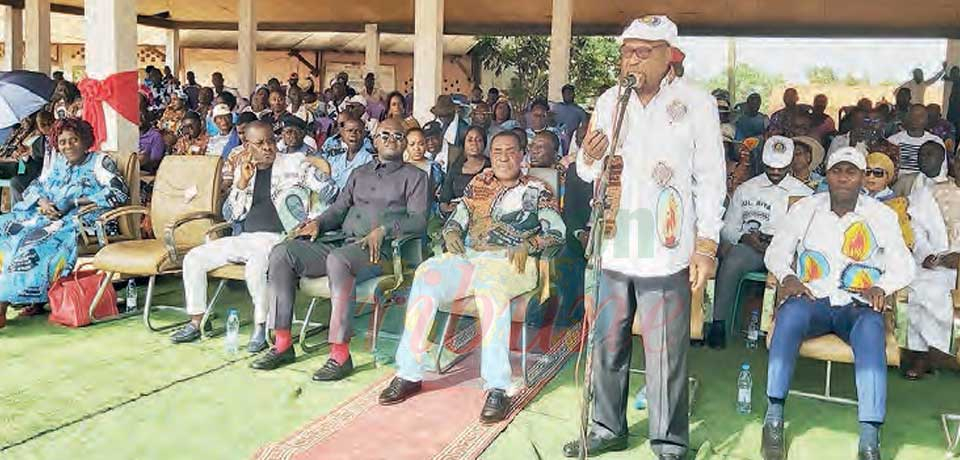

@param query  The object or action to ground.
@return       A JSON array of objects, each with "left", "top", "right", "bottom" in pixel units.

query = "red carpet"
[{"left": 254, "top": 325, "right": 581, "bottom": 460}]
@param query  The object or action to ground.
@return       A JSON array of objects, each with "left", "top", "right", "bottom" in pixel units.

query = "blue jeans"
[
  {"left": 394, "top": 251, "right": 538, "bottom": 391},
  {"left": 767, "top": 297, "right": 887, "bottom": 423}
]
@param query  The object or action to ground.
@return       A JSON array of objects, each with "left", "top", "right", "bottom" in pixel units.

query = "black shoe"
[
  {"left": 707, "top": 322, "right": 726, "bottom": 349},
  {"left": 479, "top": 389, "right": 510, "bottom": 424},
  {"left": 859, "top": 445, "right": 881, "bottom": 460},
  {"left": 250, "top": 347, "right": 296, "bottom": 370},
  {"left": 562, "top": 432, "right": 629, "bottom": 457},
  {"left": 170, "top": 322, "right": 201, "bottom": 344},
  {"left": 659, "top": 455, "right": 683, "bottom": 460},
  {"left": 761, "top": 420, "right": 786, "bottom": 460},
  {"left": 312, "top": 356, "right": 354, "bottom": 381},
  {"left": 378, "top": 377, "right": 423, "bottom": 405}
]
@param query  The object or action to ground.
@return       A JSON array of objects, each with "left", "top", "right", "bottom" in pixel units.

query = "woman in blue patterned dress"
[{"left": 0, "top": 118, "right": 128, "bottom": 327}]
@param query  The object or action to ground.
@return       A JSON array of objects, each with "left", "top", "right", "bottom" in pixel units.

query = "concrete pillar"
[
  {"left": 24, "top": 0, "right": 50, "bottom": 74},
  {"left": 84, "top": 0, "right": 137, "bottom": 154},
  {"left": 944, "top": 39, "right": 959, "bottom": 109},
  {"left": 165, "top": 28, "right": 180, "bottom": 79},
  {"left": 413, "top": 0, "right": 444, "bottom": 125},
  {"left": 364, "top": 23, "right": 380, "bottom": 77},
  {"left": 237, "top": 0, "right": 257, "bottom": 97},
  {"left": 727, "top": 37, "right": 737, "bottom": 103},
  {"left": 3, "top": 6, "right": 23, "bottom": 71},
  {"left": 547, "top": 0, "right": 572, "bottom": 102}
]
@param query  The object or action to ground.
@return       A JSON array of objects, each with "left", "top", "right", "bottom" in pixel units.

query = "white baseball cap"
[
  {"left": 762, "top": 136, "right": 795, "bottom": 168},
  {"left": 211, "top": 103, "right": 232, "bottom": 118},
  {"left": 346, "top": 95, "right": 367, "bottom": 107},
  {"left": 826, "top": 146, "right": 867, "bottom": 171},
  {"left": 618, "top": 16, "right": 680, "bottom": 48}
]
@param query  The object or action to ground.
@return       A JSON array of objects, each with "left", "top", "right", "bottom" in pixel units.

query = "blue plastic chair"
[{"left": 729, "top": 270, "right": 768, "bottom": 337}]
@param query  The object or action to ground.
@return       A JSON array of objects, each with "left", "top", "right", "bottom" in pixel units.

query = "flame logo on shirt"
[
  {"left": 842, "top": 221, "right": 876, "bottom": 262},
  {"left": 797, "top": 250, "right": 829, "bottom": 282},
  {"left": 657, "top": 187, "right": 682, "bottom": 249},
  {"left": 841, "top": 264, "right": 882, "bottom": 291}
]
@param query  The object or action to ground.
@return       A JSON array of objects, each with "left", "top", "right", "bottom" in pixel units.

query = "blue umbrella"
[{"left": 0, "top": 70, "right": 56, "bottom": 128}]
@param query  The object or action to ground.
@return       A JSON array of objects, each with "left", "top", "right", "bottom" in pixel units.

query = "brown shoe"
[
  {"left": 0, "top": 302, "right": 8, "bottom": 329},
  {"left": 18, "top": 304, "right": 46, "bottom": 318},
  {"left": 904, "top": 352, "right": 930, "bottom": 380}
]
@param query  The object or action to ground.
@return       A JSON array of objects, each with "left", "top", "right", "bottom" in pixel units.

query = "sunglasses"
[
  {"left": 377, "top": 131, "right": 405, "bottom": 142},
  {"left": 621, "top": 43, "right": 670, "bottom": 59},
  {"left": 866, "top": 168, "right": 887, "bottom": 178}
]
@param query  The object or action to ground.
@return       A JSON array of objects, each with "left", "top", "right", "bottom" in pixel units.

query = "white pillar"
[
  {"left": 165, "top": 29, "right": 180, "bottom": 79},
  {"left": 24, "top": 0, "right": 50, "bottom": 74},
  {"left": 547, "top": 0, "right": 572, "bottom": 102},
  {"left": 237, "top": 0, "right": 257, "bottom": 98},
  {"left": 84, "top": 0, "right": 137, "bottom": 154},
  {"left": 944, "top": 39, "right": 959, "bottom": 109},
  {"left": 3, "top": 6, "right": 23, "bottom": 71},
  {"left": 413, "top": 0, "right": 443, "bottom": 125},
  {"left": 364, "top": 23, "right": 380, "bottom": 77}
]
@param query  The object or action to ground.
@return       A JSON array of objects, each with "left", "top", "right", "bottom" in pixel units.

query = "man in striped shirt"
[{"left": 887, "top": 104, "right": 944, "bottom": 176}]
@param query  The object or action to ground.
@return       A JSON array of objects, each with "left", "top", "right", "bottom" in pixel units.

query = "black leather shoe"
[
  {"left": 250, "top": 347, "right": 295, "bottom": 370},
  {"left": 859, "top": 445, "right": 881, "bottom": 460},
  {"left": 378, "top": 377, "right": 423, "bottom": 405},
  {"left": 479, "top": 389, "right": 510, "bottom": 424},
  {"left": 562, "top": 432, "right": 629, "bottom": 457},
  {"left": 312, "top": 356, "right": 354, "bottom": 381},
  {"left": 761, "top": 420, "right": 786, "bottom": 460},
  {"left": 170, "top": 320, "right": 212, "bottom": 344},
  {"left": 707, "top": 322, "right": 726, "bottom": 349}
]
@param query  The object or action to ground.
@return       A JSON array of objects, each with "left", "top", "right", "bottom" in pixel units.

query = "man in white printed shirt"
[
  {"left": 709, "top": 136, "right": 812, "bottom": 348},
  {"left": 761, "top": 146, "right": 915, "bottom": 460},
  {"left": 562, "top": 16, "right": 726, "bottom": 460}
]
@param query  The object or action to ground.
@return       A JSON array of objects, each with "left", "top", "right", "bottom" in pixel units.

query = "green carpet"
[{"left": 2, "top": 277, "right": 959, "bottom": 459}]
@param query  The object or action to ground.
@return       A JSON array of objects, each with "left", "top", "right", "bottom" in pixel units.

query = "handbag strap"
[{"left": 69, "top": 262, "right": 98, "bottom": 297}]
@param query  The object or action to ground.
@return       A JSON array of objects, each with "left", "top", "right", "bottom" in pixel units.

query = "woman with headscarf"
[
  {"left": 863, "top": 152, "right": 913, "bottom": 249},
  {"left": 0, "top": 119, "right": 128, "bottom": 327}
]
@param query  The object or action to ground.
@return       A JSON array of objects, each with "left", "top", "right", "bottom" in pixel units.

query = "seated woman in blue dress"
[{"left": 0, "top": 118, "right": 128, "bottom": 328}]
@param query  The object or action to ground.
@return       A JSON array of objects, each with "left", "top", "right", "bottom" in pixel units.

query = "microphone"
[{"left": 621, "top": 74, "right": 638, "bottom": 88}]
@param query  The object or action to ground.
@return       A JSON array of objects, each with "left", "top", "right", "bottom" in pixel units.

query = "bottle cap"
[
  {"left": 228, "top": 308, "right": 238, "bottom": 314},
  {"left": 741, "top": 363, "right": 750, "bottom": 370}
]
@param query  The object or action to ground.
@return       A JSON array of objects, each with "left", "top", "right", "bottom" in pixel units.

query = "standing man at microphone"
[{"left": 562, "top": 16, "right": 725, "bottom": 460}]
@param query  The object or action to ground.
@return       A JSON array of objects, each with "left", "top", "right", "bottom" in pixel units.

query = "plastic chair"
[{"left": 728, "top": 270, "right": 769, "bottom": 337}]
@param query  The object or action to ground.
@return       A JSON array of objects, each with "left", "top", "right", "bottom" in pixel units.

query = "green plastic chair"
[{"left": 729, "top": 270, "right": 768, "bottom": 337}]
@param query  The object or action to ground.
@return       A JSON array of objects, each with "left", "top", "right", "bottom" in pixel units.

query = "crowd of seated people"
[{"left": 5, "top": 62, "right": 960, "bottom": 438}]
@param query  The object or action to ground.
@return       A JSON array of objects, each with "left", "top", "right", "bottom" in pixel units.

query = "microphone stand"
[{"left": 577, "top": 74, "right": 639, "bottom": 460}]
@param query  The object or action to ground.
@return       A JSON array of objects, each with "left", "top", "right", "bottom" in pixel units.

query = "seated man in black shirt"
[
  {"left": 171, "top": 121, "right": 337, "bottom": 352},
  {"left": 251, "top": 118, "right": 429, "bottom": 379}
]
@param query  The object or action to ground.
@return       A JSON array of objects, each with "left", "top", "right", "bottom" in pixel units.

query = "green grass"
[{"left": 2, "top": 277, "right": 958, "bottom": 459}]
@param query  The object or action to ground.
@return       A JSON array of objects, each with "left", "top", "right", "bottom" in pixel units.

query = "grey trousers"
[
  {"left": 265, "top": 238, "right": 384, "bottom": 343},
  {"left": 590, "top": 268, "right": 691, "bottom": 457},
  {"left": 713, "top": 243, "right": 765, "bottom": 323}
]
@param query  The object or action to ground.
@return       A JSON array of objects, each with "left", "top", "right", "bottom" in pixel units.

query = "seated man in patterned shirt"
[
  {"left": 378, "top": 131, "right": 565, "bottom": 424},
  {"left": 170, "top": 121, "right": 337, "bottom": 351}
]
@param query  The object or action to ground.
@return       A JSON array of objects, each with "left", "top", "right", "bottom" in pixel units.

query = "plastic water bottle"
[
  {"left": 737, "top": 363, "right": 753, "bottom": 414},
  {"left": 746, "top": 310, "right": 760, "bottom": 349},
  {"left": 125, "top": 279, "right": 137, "bottom": 312},
  {"left": 225, "top": 309, "right": 240, "bottom": 354},
  {"left": 633, "top": 385, "right": 648, "bottom": 410}
]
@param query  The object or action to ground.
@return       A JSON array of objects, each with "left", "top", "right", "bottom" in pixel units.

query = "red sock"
[
  {"left": 330, "top": 342, "right": 351, "bottom": 365},
  {"left": 275, "top": 329, "right": 292, "bottom": 353}
]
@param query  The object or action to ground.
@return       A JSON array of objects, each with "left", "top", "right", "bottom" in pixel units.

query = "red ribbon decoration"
[{"left": 78, "top": 71, "right": 140, "bottom": 149}]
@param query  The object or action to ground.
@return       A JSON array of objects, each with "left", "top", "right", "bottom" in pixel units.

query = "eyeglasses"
[
  {"left": 866, "top": 168, "right": 887, "bottom": 178},
  {"left": 378, "top": 131, "right": 405, "bottom": 142},
  {"left": 621, "top": 43, "right": 670, "bottom": 59}
]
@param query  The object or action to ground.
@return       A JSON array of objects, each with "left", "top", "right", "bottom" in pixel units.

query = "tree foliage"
[
  {"left": 473, "top": 35, "right": 620, "bottom": 106},
  {"left": 704, "top": 63, "right": 785, "bottom": 112},
  {"left": 806, "top": 66, "right": 838, "bottom": 84}
]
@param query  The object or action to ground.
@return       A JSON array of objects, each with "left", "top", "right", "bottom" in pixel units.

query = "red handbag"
[{"left": 48, "top": 267, "right": 119, "bottom": 327}]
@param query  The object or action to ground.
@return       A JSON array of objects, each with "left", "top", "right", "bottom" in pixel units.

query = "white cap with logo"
[
  {"left": 619, "top": 16, "right": 680, "bottom": 48},
  {"left": 762, "top": 135, "right": 795, "bottom": 168},
  {"left": 826, "top": 146, "right": 867, "bottom": 171},
  {"left": 211, "top": 103, "right": 232, "bottom": 118}
]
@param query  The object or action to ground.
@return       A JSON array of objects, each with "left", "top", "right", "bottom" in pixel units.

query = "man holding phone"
[
  {"left": 709, "top": 136, "right": 812, "bottom": 348},
  {"left": 252, "top": 118, "right": 429, "bottom": 380},
  {"left": 760, "top": 146, "right": 915, "bottom": 460}
]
